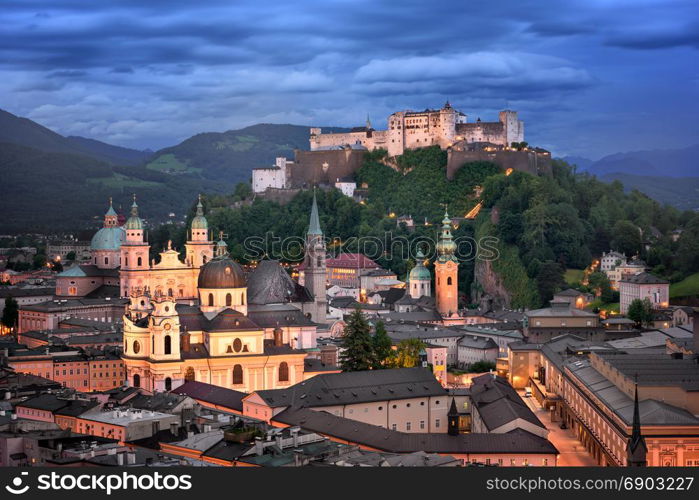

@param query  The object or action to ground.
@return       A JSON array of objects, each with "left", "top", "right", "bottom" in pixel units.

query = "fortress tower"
[{"left": 435, "top": 210, "right": 459, "bottom": 316}]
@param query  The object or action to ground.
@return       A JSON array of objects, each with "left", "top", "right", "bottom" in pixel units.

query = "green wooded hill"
[{"left": 192, "top": 146, "right": 699, "bottom": 309}]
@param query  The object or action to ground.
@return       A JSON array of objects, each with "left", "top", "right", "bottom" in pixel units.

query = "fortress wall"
[
  {"left": 310, "top": 131, "right": 372, "bottom": 150},
  {"left": 290, "top": 149, "right": 366, "bottom": 187},
  {"left": 455, "top": 122, "right": 507, "bottom": 145},
  {"left": 446, "top": 149, "right": 552, "bottom": 179}
]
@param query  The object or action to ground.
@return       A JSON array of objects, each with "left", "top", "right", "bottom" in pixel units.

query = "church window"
[
  {"left": 233, "top": 338, "right": 242, "bottom": 353},
  {"left": 184, "top": 367, "right": 195, "bottom": 382},
  {"left": 226, "top": 293, "right": 232, "bottom": 306},
  {"left": 137, "top": 257, "right": 142, "bottom": 267},
  {"left": 232, "top": 364, "right": 243, "bottom": 385},
  {"left": 104, "top": 257, "right": 109, "bottom": 265},
  {"left": 164, "top": 335, "right": 172, "bottom": 355},
  {"left": 133, "top": 374, "right": 140, "bottom": 388},
  {"left": 133, "top": 341, "right": 141, "bottom": 354},
  {"left": 241, "top": 293, "right": 245, "bottom": 305},
  {"left": 165, "top": 377, "right": 172, "bottom": 391},
  {"left": 447, "top": 276, "right": 452, "bottom": 286},
  {"left": 279, "top": 362, "right": 289, "bottom": 382},
  {"left": 179, "top": 288, "right": 184, "bottom": 297},
  {"left": 208, "top": 293, "right": 214, "bottom": 307},
  {"left": 168, "top": 288, "right": 173, "bottom": 297}
]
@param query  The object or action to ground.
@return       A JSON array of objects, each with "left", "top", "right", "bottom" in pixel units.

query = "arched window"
[
  {"left": 232, "top": 364, "right": 243, "bottom": 385},
  {"left": 165, "top": 377, "right": 172, "bottom": 391},
  {"left": 202, "top": 255, "right": 207, "bottom": 264},
  {"left": 168, "top": 288, "right": 173, "bottom": 297},
  {"left": 178, "top": 288, "right": 184, "bottom": 297},
  {"left": 164, "top": 335, "right": 171, "bottom": 355},
  {"left": 184, "top": 367, "right": 195, "bottom": 382},
  {"left": 104, "top": 256, "right": 109, "bottom": 265},
  {"left": 125, "top": 257, "right": 128, "bottom": 267},
  {"left": 208, "top": 293, "right": 214, "bottom": 307},
  {"left": 137, "top": 256, "right": 142, "bottom": 267},
  {"left": 133, "top": 341, "right": 141, "bottom": 354},
  {"left": 226, "top": 293, "right": 232, "bottom": 306},
  {"left": 133, "top": 374, "right": 140, "bottom": 388},
  {"left": 447, "top": 276, "right": 452, "bottom": 286},
  {"left": 279, "top": 362, "right": 289, "bottom": 382}
]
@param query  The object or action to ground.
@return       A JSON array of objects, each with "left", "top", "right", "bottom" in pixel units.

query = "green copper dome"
[
  {"left": 91, "top": 226, "right": 125, "bottom": 251},
  {"left": 191, "top": 195, "right": 208, "bottom": 230},
  {"left": 409, "top": 249, "right": 431, "bottom": 281},
  {"left": 125, "top": 197, "right": 143, "bottom": 230}
]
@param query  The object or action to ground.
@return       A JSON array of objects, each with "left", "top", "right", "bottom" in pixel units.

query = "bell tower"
[
  {"left": 303, "top": 191, "right": 327, "bottom": 323},
  {"left": 120, "top": 195, "right": 150, "bottom": 297},
  {"left": 435, "top": 210, "right": 459, "bottom": 316},
  {"left": 185, "top": 195, "right": 214, "bottom": 268}
]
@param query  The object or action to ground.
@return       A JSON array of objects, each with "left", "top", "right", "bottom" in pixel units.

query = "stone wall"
[
  {"left": 290, "top": 149, "right": 366, "bottom": 187},
  {"left": 447, "top": 148, "right": 552, "bottom": 179}
]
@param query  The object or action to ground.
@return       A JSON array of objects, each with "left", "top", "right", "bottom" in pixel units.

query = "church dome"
[
  {"left": 91, "top": 226, "right": 125, "bottom": 251},
  {"left": 191, "top": 196, "right": 208, "bottom": 230},
  {"left": 409, "top": 251, "right": 431, "bottom": 281},
  {"left": 198, "top": 255, "right": 246, "bottom": 289}
]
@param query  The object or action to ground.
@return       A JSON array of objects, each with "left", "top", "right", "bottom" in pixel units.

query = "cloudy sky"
[{"left": 1, "top": 0, "right": 697, "bottom": 158}]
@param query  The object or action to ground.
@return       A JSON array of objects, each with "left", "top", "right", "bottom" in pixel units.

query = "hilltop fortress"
[
  {"left": 252, "top": 103, "right": 550, "bottom": 195},
  {"left": 310, "top": 102, "right": 524, "bottom": 157}
]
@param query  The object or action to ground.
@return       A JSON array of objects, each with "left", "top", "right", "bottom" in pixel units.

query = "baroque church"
[{"left": 120, "top": 194, "right": 330, "bottom": 393}]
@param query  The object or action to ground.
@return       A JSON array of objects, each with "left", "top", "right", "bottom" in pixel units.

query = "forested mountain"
[{"left": 0, "top": 108, "right": 151, "bottom": 166}]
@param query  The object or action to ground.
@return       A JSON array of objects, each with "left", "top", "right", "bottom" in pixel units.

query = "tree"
[
  {"left": 389, "top": 338, "right": 426, "bottom": 368},
  {"left": 1, "top": 296, "right": 18, "bottom": 330},
  {"left": 627, "top": 298, "right": 653, "bottom": 326},
  {"left": 469, "top": 360, "right": 496, "bottom": 373},
  {"left": 611, "top": 220, "right": 642, "bottom": 257},
  {"left": 339, "top": 308, "right": 375, "bottom": 371},
  {"left": 32, "top": 254, "right": 47, "bottom": 269},
  {"left": 535, "top": 260, "right": 565, "bottom": 306},
  {"left": 65, "top": 251, "right": 76, "bottom": 261},
  {"left": 587, "top": 271, "right": 614, "bottom": 303},
  {"left": 372, "top": 321, "right": 393, "bottom": 369}
]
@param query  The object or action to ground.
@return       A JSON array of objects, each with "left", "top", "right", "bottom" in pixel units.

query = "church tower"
[
  {"left": 185, "top": 195, "right": 215, "bottom": 268},
  {"left": 626, "top": 382, "right": 648, "bottom": 466},
  {"left": 120, "top": 195, "right": 150, "bottom": 297},
  {"left": 91, "top": 198, "right": 125, "bottom": 270},
  {"left": 435, "top": 210, "right": 459, "bottom": 316},
  {"left": 408, "top": 247, "right": 431, "bottom": 299},
  {"left": 303, "top": 192, "right": 327, "bottom": 323}
]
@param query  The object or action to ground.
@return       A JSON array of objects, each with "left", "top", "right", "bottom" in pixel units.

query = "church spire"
[
  {"left": 447, "top": 397, "right": 459, "bottom": 436},
  {"left": 125, "top": 194, "right": 143, "bottom": 230},
  {"left": 627, "top": 380, "right": 647, "bottom": 466},
  {"left": 308, "top": 190, "right": 323, "bottom": 236},
  {"left": 366, "top": 114, "right": 372, "bottom": 129}
]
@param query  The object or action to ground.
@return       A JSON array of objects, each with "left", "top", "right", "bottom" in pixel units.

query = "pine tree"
[
  {"left": 1, "top": 296, "right": 18, "bottom": 330},
  {"left": 339, "top": 308, "right": 375, "bottom": 371},
  {"left": 372, "top": 320, "right": 393, "bottom": 369}
]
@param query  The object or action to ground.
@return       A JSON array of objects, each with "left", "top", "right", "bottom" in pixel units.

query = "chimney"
[
  {"left": 290, "top": 427, "right": 300, "bottom": 448},
  {"left": 254, "top": 437, "right": 264, "bottom": 456},
  {"left": 273, "top": 328, "right": 283, "bottom": 347},
  {"left": 127, "top": 451, "right": 136, "bottom": 465},
  {"left": 117, "top": 452, "right": 125, "bottom": 466},
  {"left": 181, "top": 331, "right": 191, "bottom": 352}
]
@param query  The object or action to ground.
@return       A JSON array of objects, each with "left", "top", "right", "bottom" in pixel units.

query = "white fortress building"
[
  {"left": 310, "top": 103, "right": 524, "bottom": 157},
  {"left": 252, "top": 157, "right": 292, "bottom": 193}
]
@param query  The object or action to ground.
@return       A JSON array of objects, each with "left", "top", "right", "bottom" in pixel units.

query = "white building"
[
  {"left": 334, "top": 178, "right": 356, "bottom": 197},
  {"left": 252, "top": 157, "right": 291, "bottom": 193}
]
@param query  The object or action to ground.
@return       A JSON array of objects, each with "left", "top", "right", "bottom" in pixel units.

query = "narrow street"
[{"left": 518, "top": 390, "right": 598, "bottom": 466}]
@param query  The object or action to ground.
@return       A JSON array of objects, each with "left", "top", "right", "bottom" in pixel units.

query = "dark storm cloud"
[{"left": 0, "top": 0, "right": 696, "bottom": 158}]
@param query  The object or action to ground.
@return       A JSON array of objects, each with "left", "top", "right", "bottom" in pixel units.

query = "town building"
[
  {"left": 619, "top": 272, "right": 670, "bottom": 314},
  {"left": 524, "top": 300, "right": 602, "bottom": 343},
  {"left": 252, "top": 157, "right": 291, "bottom": 194}
]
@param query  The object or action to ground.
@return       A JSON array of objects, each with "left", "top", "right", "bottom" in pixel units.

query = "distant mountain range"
[
  {"left": 0, "top": 109, "right": 151, "bottom": 166},
  {"left": 562, "top": 144, "right": 699, "bottom": 178}
]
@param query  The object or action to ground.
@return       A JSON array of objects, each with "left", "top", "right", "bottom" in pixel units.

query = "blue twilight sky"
[{"left": 1, "top": 0, "right": 697, "bottom": 158}]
